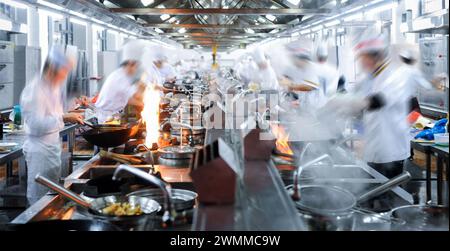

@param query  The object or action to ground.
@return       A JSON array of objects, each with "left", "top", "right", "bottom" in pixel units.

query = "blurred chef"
[
  {"left": 315, "top": 43, "right": 340, "bottom": 97},
  {"left": 352, "top": 35, "right": 411, "bottom": 178},
  {"left": 398, "top": 47, "right": 447, "bottom": 113},
  {"left": 20, "top": 47, "right": 84, "bottom": 204},
  {"left": 95, "top": 40, "right": 146, "bottom": 123},
  {"left": 248, "top": 48, "right": 280, "bottom": 91},
  {"left": 280, "top": 39, "right": 326, "bottom": 111},
  {"left": 153, "top": 49, "right": 176, "bottom": 83}
]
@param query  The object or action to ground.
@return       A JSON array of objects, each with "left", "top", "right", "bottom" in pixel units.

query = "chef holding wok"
[{"left": 94, "top": 40, "right": 147, "bottom": 124}]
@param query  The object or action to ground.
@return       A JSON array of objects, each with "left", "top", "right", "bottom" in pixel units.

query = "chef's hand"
[{"left": 63, "top": 113, "right": 85, "bottom": 124}]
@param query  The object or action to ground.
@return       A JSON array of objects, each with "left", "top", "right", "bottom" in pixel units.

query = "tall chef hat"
[{"left": 121, "top": 39, "right": 147, "bottom": 63}]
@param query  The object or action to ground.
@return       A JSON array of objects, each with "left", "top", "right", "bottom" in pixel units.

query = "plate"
[{"left": 0, "top": 142, "right": 19, "bottom": 153}]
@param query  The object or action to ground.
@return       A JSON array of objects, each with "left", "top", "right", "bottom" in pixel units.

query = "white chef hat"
[
  {"left": 285, "top": 38, "right": 313, "bottom": 60},
  {"left": 252, "top": 48, "right": 267, "bottom": 64},
  {"left": 354, "top": 34, "right": 387, "bottom": 55},
  {"left": 121, "top": 39, "right": 147, "bottom": 63},
  {"left": 153, "top": 46, "right": 167, "bottom": 62}
]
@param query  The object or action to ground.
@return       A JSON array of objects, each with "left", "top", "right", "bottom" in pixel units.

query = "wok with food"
[{"left": 101, "top": 202, "right": 143, "bottom": 216}]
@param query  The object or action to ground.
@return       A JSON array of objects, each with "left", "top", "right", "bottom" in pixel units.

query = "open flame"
[
  {"left": 141, "top": 85, "right": 161, "bottom": 148},
  {"left": 271, "top": 124, "right": 294, "bottom": 155}
]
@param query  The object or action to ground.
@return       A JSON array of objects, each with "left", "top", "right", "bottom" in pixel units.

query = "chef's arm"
[{"left": 127, "top": 82, "right": 146, "bottom": 108}]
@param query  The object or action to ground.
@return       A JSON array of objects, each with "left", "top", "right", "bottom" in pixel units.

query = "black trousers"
[
  {"left": 367, "top": 160, "right": 405, "bottom": 179},
  {"left": 364, "top": 160, "right": 406, "bottom": 211}
]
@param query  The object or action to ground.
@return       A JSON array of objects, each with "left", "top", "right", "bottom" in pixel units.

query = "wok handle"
[
  {"left": 357, "top": 172, "right": 411, "bottom": 203},
  {"left": 35, "top": 175, "right": 91, "bottom": 209}
]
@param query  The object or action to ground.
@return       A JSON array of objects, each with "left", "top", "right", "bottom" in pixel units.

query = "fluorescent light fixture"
[
  {"left": 168, "top": 17, "right": 177, "bottom": 23},
  {"left": 245, "top": 28, "right": 255, "bottom": 34},
  {"left": 324, "top": 20, "right": 340, "bottom": 27},
  {"left": 70, "top": 17, "right": 87, "bottom": 26},
  {"left": 155, "top": 28, "right": 164, "bottom": 33},
  {"left": 265, "top": 14, "right": 276, "bottom": 22},
  {"left": 311, "top": 25, "right": 323, "bottom": 32},
  {"left": 178, "top": 28, "right": 186, "bottom": 33},
  {"left": 343, "top": 12, "right": 362, "bottom": 21},
  {"left": 300, "top": 29, "right": 310, "bottom": 35},
  {"left": 258, "top": 17, "right": 266, "bottom": 23},
  {"left": 160, "top": 14, "right": 170, "bottom": 21},
  {"left": 287, "top": 0, "right": 301, "bottom": 5},
  {"left": 141, "top": 0, "right": 154, "bottom": 6},
  {"left": 2, "top": 0, "right": 28, "bottom": 9},
  {"left": 0, "top": 19, "right": 13, "bottom": 31},
  {"left": 203, "top": 15, "right": 209, "bottom": 20},
  {"left": 269, "top": 29, "right": 279, "bottom": 34},
  {"left": 291, "top": 32, "right": 300, "bottom": 37},
  {"left": 37, "top": 0, "right": 64, "bottom": 10}
]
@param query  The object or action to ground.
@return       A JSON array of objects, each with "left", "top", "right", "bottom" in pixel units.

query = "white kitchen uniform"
[
  {"left": 95, "top": 67, "right": 138, "bottom": 123},
  {"left": 158, "top": 63, "right": 176, "bottom": 82},
  {"left": 282, "top": 63, "right": 327, "bottom": 110},
  {"left": 21, "top": 77, "right": 65, "bottom": 204},
  {"left": 402, "top": 64, "right": 433, "bottom": 97},
  {"left": 355, "top": 62, "right": 412, "bottom": 163},
  {"left": 317, "top": 62, "right": 340, "bottom": 97},
  {"left": 248, "top": 62, "right": 280, "bottom": 91}
]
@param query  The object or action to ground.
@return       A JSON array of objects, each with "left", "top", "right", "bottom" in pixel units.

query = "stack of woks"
[
  {"left": 171, "top": 101, "right": 206, "bottom": 146},
  {"left": 157, "top": 145, "right": 197, "bottom": 167}
]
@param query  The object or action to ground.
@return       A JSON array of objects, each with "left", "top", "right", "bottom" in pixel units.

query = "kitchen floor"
[{"left": 0, "top": 158, "right": 447, "bottom": 229}]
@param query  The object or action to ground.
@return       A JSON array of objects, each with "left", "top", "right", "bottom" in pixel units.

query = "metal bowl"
[{"left": 129, "top": 188, "right": 198, "bottom": 212}]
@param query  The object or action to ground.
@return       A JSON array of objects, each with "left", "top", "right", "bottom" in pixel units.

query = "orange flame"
[
  {"left": 271, "top": 124, "right": 294, "bottom": 155},
  {"left": 141, "top": 85, "right": 160, "bottom": 148}
]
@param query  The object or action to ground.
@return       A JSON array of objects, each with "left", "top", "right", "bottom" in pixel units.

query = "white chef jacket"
[
  {"left": 355, "top": 62, "right": 412, "bottom": 163},
  {"left": 95, "top": 67, "right": 137, "bottom": 123}
]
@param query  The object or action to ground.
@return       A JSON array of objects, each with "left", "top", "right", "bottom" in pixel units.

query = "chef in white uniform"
[
  {"left": 21, "top": 47, "right": 84, "bottom": 204},
  {"left": 280, "top": 39, "right": 326, "bottom": 111},
  {"left": 95, "top": 40, "right": 146, "bottom": 123},
  {"left": 315, "top": 43, "right": 340, "bottom": 97},
  {"left": 352, "top": 35, "right": 412, "bottom": 178},
  {"left": 248, "top": 48, "right": 280, "bottom": 91}
]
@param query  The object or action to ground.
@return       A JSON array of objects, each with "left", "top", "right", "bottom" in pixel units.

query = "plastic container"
[{"left": 434, "top": 133, "right": 449, "bottom": 147}]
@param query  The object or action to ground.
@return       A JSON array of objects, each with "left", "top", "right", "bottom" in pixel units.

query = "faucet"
[
  {"left": 291, "top": 154, "right": 334, "bottom": 201},
  {"left": 112, "top": 165, "right": 174, "bottom": 224}
]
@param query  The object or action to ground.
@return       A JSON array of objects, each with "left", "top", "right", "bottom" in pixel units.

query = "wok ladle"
[{"left": 35, "top": 175, "right": 103, "bottom": 214}]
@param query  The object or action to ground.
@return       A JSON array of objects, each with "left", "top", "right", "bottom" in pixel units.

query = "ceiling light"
[
  {"left": 269, "top": 29, "right": 279, "bottom": 34},
  {"left": 311, "top": 25, "right": 323, "bottom": 32},
  {"left": 344, "top": 13, "right": 363, "bottom": 21},
  {"left": 245, "top": 28, "right": 255, "bottom": 34},
  {"left": 287, "top": 0, "right": 301, "bottom": 5},
  {"left": 324, "top": 20, "right": 340, "bottom": 27},
  {"left": 178, "top": 28, "right": 187, "bottom": 33},
  {"left": 160, "top": 14, "right": 170, "bottom": 21},
  {"left": 140, "top": 0, "right": 154, "bottom": 6},
  {"left": 258, "top": 17, "right": 266, "bottom": 23},
  {"left": 203, "top": 15, "right": 209, "bottom": 20},
  {"left": 300, "top": 29, "right": 310, "bottom": 35},
  {"left": 265, "top": 14, "right": 276, "bottom": 22},
  {"left": 155, "top": 28, "right": 164, "bottom": 33}
]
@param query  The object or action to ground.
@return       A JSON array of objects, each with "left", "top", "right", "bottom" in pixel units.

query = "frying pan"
[{"left": 8, "top": 220, "right": 122, "bottom": 231}]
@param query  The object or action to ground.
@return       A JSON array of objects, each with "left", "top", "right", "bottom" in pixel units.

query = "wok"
[
  {"left": 82, "top": 120, "right": 141, "bottom": 148},
  {"left": 35, "top": 175, "right": 161, "bottom": 231},
  {"left": 8, "top": 220, "right": 121, "bottom": 231}
]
